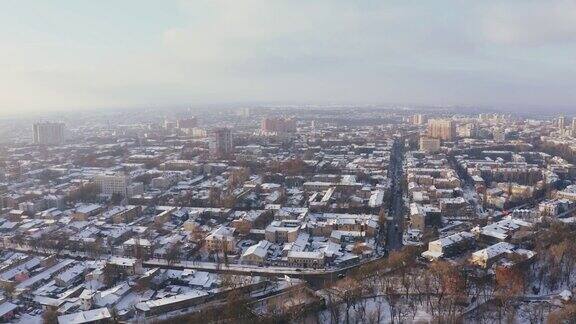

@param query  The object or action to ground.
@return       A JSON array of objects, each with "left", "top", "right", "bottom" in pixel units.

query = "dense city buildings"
[
  {"left": 1, "top": 106, "right": 576, "bottom": 322},
  {"left": 4, "top": 0, "right": 576, "bottom": 321}
]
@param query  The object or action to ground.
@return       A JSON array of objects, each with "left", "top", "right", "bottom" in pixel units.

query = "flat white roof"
[{"left": 57, "top": 307, "right": 111, "bottom": 324}]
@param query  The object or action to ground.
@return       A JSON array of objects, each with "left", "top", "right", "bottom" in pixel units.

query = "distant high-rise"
[
  {"left": 419, "top": 137, "right": 441, "bottom": 153},
  {"left": 163, "top": 119, "right": 177, "bottom": 130},
  {"left": 261, "top": 117, "right": 297, "bottom": 134},
  {"left": 177, "top": 116, "right": 198, "bottom": 129},
  {"left": 457, "top": 123, "right": 477, "bottom": 138},
  {"left": 239, "top": 107, "right": 251, "bottom": 118},
  {"left": 493, "top": 128, "right": 505, "bottom": 142},
  {"left": 33, "top": 122, "right": 65, "bottom": 145},
  {"left": 427, "top": 119, "right": 456, "bottom": 141},
  {"left": 558, "top": 116, "right": 566, "bottom": 132},
  {"left": 209, "top": 128, "right": 233, "bottom": 158},
  {"left": 411, "top": 114, "right": 426, "bottom": 125},
  {"left": 95, "top": 173, "right": 129, "bottom": 196}
]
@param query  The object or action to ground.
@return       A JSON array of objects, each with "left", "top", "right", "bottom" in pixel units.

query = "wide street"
[{"left": 386, "top": 138, "right": 405, "bottom": 251}]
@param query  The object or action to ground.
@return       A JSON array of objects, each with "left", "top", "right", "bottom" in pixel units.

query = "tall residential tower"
[
  {"left": 209, "top": 128, "right": 233, "bottom": 158},
  {"left": 33, "top": 122, "right": 65, "bottom": 145}
]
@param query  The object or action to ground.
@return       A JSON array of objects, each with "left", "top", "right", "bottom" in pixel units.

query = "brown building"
[
  {"left": 427, "top": 119, "right": 456, "bottom": 141},
  {"left": 261, "top": 117, "right": 296, "bottom": 134}
]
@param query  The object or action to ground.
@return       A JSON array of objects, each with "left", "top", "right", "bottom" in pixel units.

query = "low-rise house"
[
  {"left": 100, "top": 205, "right": 141, "bottom": 224},
  {"left": 241, "top": 240, "right": 271, "bottom": 265},
  {"left": 409, "top": 203, "right": 442, "bottom": 231},
  {"left": 15, "top": 259, "right": 75, "bottom": 291},
  {"left": 122, "top": 238, "right": 152, "bottom": 259},
  {"left": 93, "top": 282, "right": 133, "bottom": 308},
  {"left": 329, "top": 230, "right": 364, "bottom": 244},
  {"left": 470, "top": 242, "right": 515, "bottom": 268},
  {"left": 422, "top": 232, "right": 475, "bottom": 260},
  {"left": 205, "top": 226, "right": 236, "bottom": 253},
  {"left": 134, "top": 291, "right": 209, "bottom": 317},
  {"left": 438, "top": 197, "right": 467, "bottom": 216},
  {"left": 73, "top": 204, "right": 103, "bottom": 221},
  {"left": 32, "top": 295, "right": 66, "bottom": 310},
  {"left": 107, "top": 257, "right": 143, "bottom": 276},
  {"left": 473, "top": 217, "right": 532, "bottom": 243},
  {"left": 287, "top": 251, "right": 325, "bottom": 268},
  {"left": 230, "top": 210, "right": 270, "bottom": 235},
  {"left": 0, "top": 302, "right": 18, "bottom": 322},
  {"left": 55, "top": 264, "right": 85, "bottom": 287},
  {"left": 368, "top": 190, "right": 385, "bottom": 208},
  {"left": 57, "top": 307, "right": 112, "bottom": 324},
  {"left": 554, "top": 185, "right": 576, "bottom": 202},
  {"left": 265, "top": 220, "right": 300, "bottom": 243}
]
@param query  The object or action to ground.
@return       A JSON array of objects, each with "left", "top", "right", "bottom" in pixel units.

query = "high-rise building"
[
  {"left": 177, "top": 117, "right": 198, "bottom": 129},
  {"left": 558, "top": 116, "right": 566, "bottom": 132},
  {"left": 427, "top": 119, "right": 456, "bottom": 141},
  {"left": 419, "top": 137, "right": 441, "bottom": 153},
  {"left": 163, "top": 119, "right": 177, "bottom": 131},
  {"left": 493, "top": 128, "right": 505, "bottom": 142},
  {"left": 457, "top": 123, "right": 477, "bottom": 138},
  {"left": 33, "top": 122, "right": 65, "bottom": 145},
  {"left": 261, "top": 117, "right": 297, "bottom": 134},
  {"left": 411, "top": 114, "right": 426, "bottom": 125},
  {"left": 209, "top": 128, "right": 233, "bottom": 158},
  {"left": 95, "top": 173, "right": 129, "bottom": 196},
  {"left": 572, "top": 118, "right": 576, "bottom": 136},
  {"left": 239, "top": 107, "right": 251, "bottom": 118}
]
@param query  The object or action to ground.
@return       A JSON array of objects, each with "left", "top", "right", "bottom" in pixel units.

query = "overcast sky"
[{"left": 1, "top": 0, "right": 576, "bottom": 116}]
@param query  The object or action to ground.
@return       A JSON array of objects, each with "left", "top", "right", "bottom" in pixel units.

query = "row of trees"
[
  {"left": 318, "top": 242, "right": 556, "bottom": 323},
  {"left": 533, "top": 221, "right": 576, "bottom": 292},
  {"left": 318, "top": 220, "right": 576, "bottom": 323}
]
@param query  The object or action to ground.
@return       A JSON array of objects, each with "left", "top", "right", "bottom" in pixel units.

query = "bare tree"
[
  {"left": 165, "top": 242, "right": 181, "bottom": 265},
  {"left": 547, "top": 303, "right": 576, "bottom": 324},
  {"left": 324, "top": 285, "right": 343, "bottom": 324},
  {"left": 428, "top": 260, "right": 467, "bottom": 322},
  {"left": 42, "top": 307, "right": 59, "bottom": 324},
  {"left": 494, "top": 265, "right": 525, "bottom": 322}
]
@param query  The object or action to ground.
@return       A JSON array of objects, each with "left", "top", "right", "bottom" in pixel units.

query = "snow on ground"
[{"left": 304, "top": 296, "right": 394, "bottom": 323}]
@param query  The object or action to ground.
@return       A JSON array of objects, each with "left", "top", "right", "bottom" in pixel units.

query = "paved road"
[
  {"left": 386, "top": 138, "right": 405, "bottom": 251},
  {"left": 0, "top": 242, "right": 328, "bottom": 275},
  {"left": 0, "top": 242, "right": 386, "bottom": 288}
]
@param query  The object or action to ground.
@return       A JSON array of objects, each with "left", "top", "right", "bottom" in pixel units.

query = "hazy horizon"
[{"left": 2, "top": 0, "right": 576, "bottom": 116}]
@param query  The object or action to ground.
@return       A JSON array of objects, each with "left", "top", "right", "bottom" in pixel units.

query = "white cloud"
[
  {"left": 481, "top": 0, "right": 576, "bottom": 46},
  {"left": 163, "top": 1, "right": 431, "bottom": 67},
  {"left": 1, "top": 0, "right": 576, "bottom": 114}
]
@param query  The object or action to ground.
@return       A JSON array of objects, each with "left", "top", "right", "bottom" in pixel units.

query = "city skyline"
[{"left": 3, "top": 1, "right": 576, "bottom": 322}]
